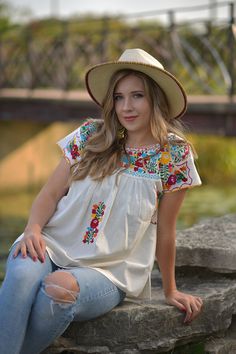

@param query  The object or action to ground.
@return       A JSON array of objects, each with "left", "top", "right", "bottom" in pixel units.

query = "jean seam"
[{"left": 79, "top": 285, "right": 119, "bottom": 304}]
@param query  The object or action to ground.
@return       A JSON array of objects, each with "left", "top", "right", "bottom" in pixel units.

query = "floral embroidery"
[
  {"left": 69, "top": 142, "right": 79, "bottom": 160},
  {"left": 83, "top": 202, "right": 106, "bottom": 244},
  {"left": 121, "top": 145, "right": 162, "bottom": 180},
  {"left": 159, "top": 151, "right": 171, "bottom": 164},
  {"left": 160, "top": 143, "right": 192, "bottom": 190},
  {"left": 65, "top": 120, "right": 97, "bottom": 162},
  {"left": 170, "top": 143, "right": 190, "bottom": 163},
  {"left": 121, "top": 140, "right": 193, "bottom": 190},
  {"left": 163, "top": 165, "right": 189, "bottom": 189}
]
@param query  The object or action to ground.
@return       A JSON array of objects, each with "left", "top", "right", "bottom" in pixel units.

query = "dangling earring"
[{"left": 117, "top": 127, "right": 125, "bottom": 139}]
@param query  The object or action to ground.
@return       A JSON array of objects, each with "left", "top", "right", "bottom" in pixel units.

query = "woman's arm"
[
  {"left": 156, "top": 189, "right": 203, "bottom": 323},
  {"left": 13, "top": 158, "right": 71, "bottom": 263}
]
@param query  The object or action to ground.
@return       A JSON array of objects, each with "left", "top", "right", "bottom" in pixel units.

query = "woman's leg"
[
  {"left": 0, "top": 244, "right": 55, "bottom": 354},
  {"left": 20, "top": 267, "right": 126, "bottom": 354}
]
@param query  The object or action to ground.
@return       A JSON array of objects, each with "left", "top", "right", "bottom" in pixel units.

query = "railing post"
[
  {"left": 100, "top": 16, "right": 109, "bottom": 62},
  {"left": 24, "top": 27, "right": 35, "bottom": 90},
  {"left": 0, "top": 33, "right": 2, "bottom": 89},
  {"left": 228, "top": 2, "right": 235, "bottom": 99},
  {"left": 225, "top": 2, "right": 235, "bottom": 135},
  {"left": 168, "top": 10, "right": 175, "bottom": 72}
]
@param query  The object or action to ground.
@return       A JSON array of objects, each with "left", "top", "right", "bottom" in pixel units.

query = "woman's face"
[{"left": 114, "top": 74, "right": 152, "bottom": 136}]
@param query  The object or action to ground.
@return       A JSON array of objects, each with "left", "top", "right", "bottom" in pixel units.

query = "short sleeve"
[
  {"left": 57, "top": 119, "right": 98, "bottom": 166},
  {"left": 159, "top": 142, "right": 202, "bottom": 193}
]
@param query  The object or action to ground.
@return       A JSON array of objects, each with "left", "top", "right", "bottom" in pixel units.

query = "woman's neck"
[{"left": 126, "top": 131, "right": 158, "bottom": 148}]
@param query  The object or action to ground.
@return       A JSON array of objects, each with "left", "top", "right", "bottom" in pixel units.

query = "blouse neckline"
[{"left": 125, "top": 143, "right": 161, "bottom": 152}]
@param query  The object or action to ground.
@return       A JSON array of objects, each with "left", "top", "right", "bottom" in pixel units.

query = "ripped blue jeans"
[{"left": 0, "top": 245, "right": 126, "bottom": 354}]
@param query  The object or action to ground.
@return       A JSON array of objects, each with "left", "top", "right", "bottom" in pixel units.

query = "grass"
[{"left": 178, "top": 184, "right": 236, "bottom": 229}]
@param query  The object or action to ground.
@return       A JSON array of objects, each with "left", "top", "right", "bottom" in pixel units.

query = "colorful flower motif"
[
  {"left": 167, "top": 174, "right": 177, "bottom": 185},
  {"left": 83, "top": 202, "right": 106, "bottom": 244},
  {"left": 70, "top": 144, "right": 79, "bottom": 160},
  {"left": 121, "top": 146, "right": 162, "bottom": 178},
  {"left": 160, "top": 151, "right": 171, "bottom": 164},
  {"left": 64, "top": 120, "right": 97, "bottom": 162},
  {"left": 120, "top": 139, "right": 192, "bottom": 188},
  {"left": 163, "top": 164, "right": 190, "bottom": 191},
  {"left": 170, "top": 143, "right": 190, "bottom": 163}
]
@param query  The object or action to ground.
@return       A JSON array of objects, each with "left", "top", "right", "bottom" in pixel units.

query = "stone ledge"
[
  {"left": 44, "top": 273, "right": 236, "bottom": 354},
  {"left": 176, "top": 214, "right": 236, "bottom": 273},
  {"left": 205, "top": 315, "right": 236, "bottom": 354},
  {"left": 42, "top": 214, "right": 236, "bottom": 354}
]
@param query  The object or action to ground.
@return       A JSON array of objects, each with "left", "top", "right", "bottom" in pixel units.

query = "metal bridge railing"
[{"left": 0, "top": 1, "right": 235, "bottom": 98}]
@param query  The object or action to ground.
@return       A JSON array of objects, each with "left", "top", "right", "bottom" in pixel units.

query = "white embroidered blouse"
[{"left": 15, "top": 119, "right": 202, "bottom": 299}]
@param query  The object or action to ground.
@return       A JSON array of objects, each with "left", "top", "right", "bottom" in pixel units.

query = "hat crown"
[{"left": 118, "top": 48, "right": 164, "bottom": 70}]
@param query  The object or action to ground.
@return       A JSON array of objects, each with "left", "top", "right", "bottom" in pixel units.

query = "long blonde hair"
[{"left": 71, "top": 69, "right": 190, "bottom": 181}]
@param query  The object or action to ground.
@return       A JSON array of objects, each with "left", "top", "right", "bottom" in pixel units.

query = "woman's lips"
[{"left": 124, "top": 116, "right": 137, "bottom": 122}]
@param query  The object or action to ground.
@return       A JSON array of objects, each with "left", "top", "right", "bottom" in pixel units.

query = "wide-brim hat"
[{"left": 85, "top": 48, "right": 187, "bottom": 119}]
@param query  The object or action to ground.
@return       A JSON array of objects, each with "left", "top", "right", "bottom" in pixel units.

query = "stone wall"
[{"left": 43, "top": 214, "right": 236, "bottom": 354}]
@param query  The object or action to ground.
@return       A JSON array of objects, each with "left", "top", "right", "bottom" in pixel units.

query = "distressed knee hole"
[{"left": 44, "top": 271, "right": 80, "bottom": 304}]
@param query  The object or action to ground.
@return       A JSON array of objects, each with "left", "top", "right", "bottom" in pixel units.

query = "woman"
[{"left": 0, "top": 48, "right": 203, "bottom": 354}]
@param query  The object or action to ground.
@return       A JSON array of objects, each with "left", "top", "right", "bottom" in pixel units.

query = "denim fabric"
[{"left": 0, "top": 245, "right": 125, "bottom": 354}]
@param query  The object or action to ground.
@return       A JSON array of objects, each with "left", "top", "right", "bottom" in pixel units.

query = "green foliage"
[
  {"left": 0, "top": 10, "right": 232, "bottom": 93},
  {"left": 0, "top": 1, "right": 12, "bottom": 33},
  {"left": 189, "top": 134, "right": 236, "bottom": 185},
  {"left": 168, "top": 342, "right": 205, "bottom": 354}
]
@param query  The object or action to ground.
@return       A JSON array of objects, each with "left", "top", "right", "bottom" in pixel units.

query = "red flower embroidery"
[
  {"left": 135, "top": 159, "right": 143, "bottom": 168},
  {"left": 167, "top": 174, "right": 177, "bottom": 185},
  {"left": 90, "top": 218, "right": 99, "bottom": 228},
  {"left": 83, "top": 202, "right": 106, "bottom": 244},
  {"left": 71, "top": 144, "right": 80, "bottom": 159}
]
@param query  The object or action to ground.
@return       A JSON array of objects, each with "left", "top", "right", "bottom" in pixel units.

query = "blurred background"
[{"left": 0, "top": 0, "right": 235, "bottom": 278}]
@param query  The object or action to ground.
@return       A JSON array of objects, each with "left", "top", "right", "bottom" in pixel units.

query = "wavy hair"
[{"left": 71, "top": 69, "right": 192, "bottom": 181}]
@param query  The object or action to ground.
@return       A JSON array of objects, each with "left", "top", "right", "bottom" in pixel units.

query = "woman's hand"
[
  {"left": 165, "top": 289, "right": 203, "bottom": 324},
  {"left": 13, "top": 224, "right": 46, "bottom": 263}
]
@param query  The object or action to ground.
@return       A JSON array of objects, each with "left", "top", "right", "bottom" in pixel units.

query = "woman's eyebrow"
[{"left": 114, "top": 90, "right": 144, "bottom": 94}]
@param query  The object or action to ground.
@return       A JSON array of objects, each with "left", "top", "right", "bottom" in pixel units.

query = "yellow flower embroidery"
[{"left": 160, "top": 151, "right": 171, "bottom": 164}]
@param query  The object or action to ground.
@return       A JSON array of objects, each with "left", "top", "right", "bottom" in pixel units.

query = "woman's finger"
[
  {"left": 186, "top": 297, "right": 204, "bottom": 323},
  {"left": 182, "top": 302, "right": 193, "bottom": 323},
  {"left": 167, "top": 297, "right": 186, "bottom": 311},
  {"left": 196, "top": 297, "right": 203, "bottom": 307},
  {"left": 34, "top": 238, "right": 46, "bottom": 262},
  {"left": 20, "top": 242, "right": 27, "bottom": 259},
  {"left": 13, "top": 244, "right": 20, "bottom": 258},
  {"left": 24, "top": 240, "right": 38, "bottom": 261}
]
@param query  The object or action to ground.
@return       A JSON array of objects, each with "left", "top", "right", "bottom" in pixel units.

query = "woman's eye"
[
  {"left": 133, "top": 93, "right": 144, "bottom": 98},
  {"left": 114, "top": 95, "right": 122, "bottom": 101}
]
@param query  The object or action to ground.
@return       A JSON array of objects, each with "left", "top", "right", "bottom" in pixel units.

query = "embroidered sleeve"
[
  {"left": 57, "top": 119, "right": 98, "bottom": 166},
  {"left": 159, "top": 142, "right": 202, "bottom": 193}
]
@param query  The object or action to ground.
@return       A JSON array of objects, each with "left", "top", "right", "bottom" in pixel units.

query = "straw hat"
[{"left": 85, "top": 48, "right": 187, "bottom": 119}]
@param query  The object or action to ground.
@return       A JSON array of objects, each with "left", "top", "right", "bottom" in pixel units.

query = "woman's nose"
[{"left": 122, "top": 97, "right": 132, "bottom": 110}]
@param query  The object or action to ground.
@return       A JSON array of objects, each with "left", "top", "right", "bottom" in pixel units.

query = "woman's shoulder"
[
  {"left": 166, "top": 133, "right": 190, "bottom": 164},
  {"left": 57, "top": 118, "right": 103, "bottom": 165},
  {"left": 79, "top": 118, "right": 103, "bottom": 136}
]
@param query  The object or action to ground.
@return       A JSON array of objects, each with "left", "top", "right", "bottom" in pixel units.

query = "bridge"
[
  {"left": 0, "top": 1, "right": 235, "bottom": 135},
  {"left": 0, "top": 89, "right": 235, "bottom": 135}
]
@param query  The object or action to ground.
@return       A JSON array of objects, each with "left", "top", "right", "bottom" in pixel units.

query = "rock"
[
  {"left": 42, "top": 214, "right": 236, "bottom": 354},
  {"left": 56, "top": 273, "right": 236, "bottom": 354},
  {"left": 176, "top": 214, "right": 236, "bottom": 273},
  {"left": 205, "top": 315, "right": 236, "bottom": 354}
]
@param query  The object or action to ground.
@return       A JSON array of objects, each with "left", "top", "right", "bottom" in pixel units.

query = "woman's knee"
[
  {"left": 5, "top": 257, "right": 40, "bottom": 286},
  {"left": 44, "top": 271, "right": 80, "bottom": 304}
]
